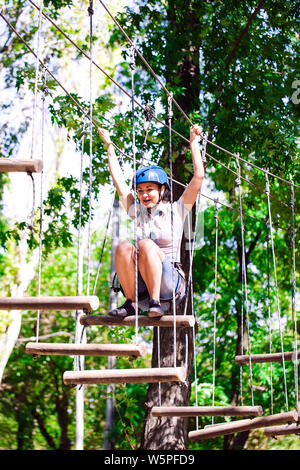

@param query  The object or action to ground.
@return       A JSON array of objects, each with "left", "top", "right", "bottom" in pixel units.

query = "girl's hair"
[{"left": 161, "top": 186, "right": 171, "bottom": 202}]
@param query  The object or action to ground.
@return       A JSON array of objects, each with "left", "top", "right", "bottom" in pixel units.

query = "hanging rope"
[
  {"left": 129, "top": 41, "right": 139, "bottom": 345},
  {"left": 167, "top": 92, "right": 177, "bottom": 369},
  {"left": 86, "top": 1, "right": 94, "bottom": 296},
  {"left": 266, "top": 227, "right": 274, "bottom": 414},
  {"left": 290, "top": 180, "right": 298, "bottom": 413},
  {"left": 75, "top": 121, "right": 86, "bottom": 374},
  {"left": 211, "top": 199, "right": 219, "bottom": 424},
  {"left": 235, "top": 154, "right": 254, "bottom": 407},
  {"left": 265, "top": 170, "right": 289, "bottom": 412},
  {"left": 35, "top": 65, "right": 46, "bottom": 344},
  {"left": 186, "top": 134, "right": 206, "bottom": 430},
  {"left": 30, "top": 0, "right": 44, "bottom": 161}
]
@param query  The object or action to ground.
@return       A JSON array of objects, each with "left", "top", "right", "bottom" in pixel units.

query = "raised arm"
[
  {"left": 97, "top": 128, "right": 134, "bottom": 212},
  {"left": 180, "top": 125, "right": 205, "bottom": 210}
]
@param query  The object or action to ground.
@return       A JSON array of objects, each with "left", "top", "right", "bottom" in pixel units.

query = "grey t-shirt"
[{"left": 127, "top": 198, "right": 189, "bottom": 262}]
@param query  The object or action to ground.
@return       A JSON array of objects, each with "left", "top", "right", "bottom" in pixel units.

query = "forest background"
[{"left": 0, "top": 0, "right": 299, "bottom": 450}]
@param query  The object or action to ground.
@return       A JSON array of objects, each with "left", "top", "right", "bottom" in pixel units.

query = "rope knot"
[{"left": 88, "top": 2, "right": 94, "bottom": 15}]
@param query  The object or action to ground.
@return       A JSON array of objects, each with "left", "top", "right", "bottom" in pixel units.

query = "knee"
[
  {"left": 138, "top": 239, "right": 158, "bottom": 258},
  {"left": 115, "top": 241, "right": 134, "bottom": 259}
]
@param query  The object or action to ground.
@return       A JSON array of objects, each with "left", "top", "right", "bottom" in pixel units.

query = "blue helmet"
[{"left": 133, "top": 165, "right": 170, "bottom": 190}]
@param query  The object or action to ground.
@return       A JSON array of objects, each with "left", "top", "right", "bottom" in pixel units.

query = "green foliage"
[{"left": 0, "top": 0, "right": 299, "bottom": 451}]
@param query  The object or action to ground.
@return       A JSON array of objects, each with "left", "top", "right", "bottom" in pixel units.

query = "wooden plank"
[
  {"left": 25, "top": 342, "right": 146, "bottom": 357},
  {"left": 63, "top": 366, "right": 187, "bottom": 385},
  {"left": 235, "top": 351, "right": 300, "bottom": 365},
  {"left": 0, "top": 158, "right": 43, "bottom": 173},
  {"left": 80, "top": 314, "right": 195, "bottom": 328},
  {"left": 151, "top": 405, "right": 263, "bottom": 418},
  {"left": 0, "top": 296, "right": 99, "bottom": 311},
  {"left": 188, "top": 411, "right": 299, "bottom": 441},
  {"left": 264, "top": 423, "right": 300, "bottom": 437}
]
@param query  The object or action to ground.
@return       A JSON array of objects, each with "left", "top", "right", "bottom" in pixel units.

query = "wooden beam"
[
  {"left": 63, "top": 366, "right": 187, "bottom": 385},
  {"left": 264, "top": 423, "right": 300, "bottom": 437},
  {"left": 80, "top": 314, "right": 195, "bottom": 328},
  {"left": 0, "top": 158, "right": 43, "bottom": 173},
  {"left": 188, "top": 411, "right": 299, "bottom": 441},
  {"left": 25, "top": 342, "right": 146, "bottom": 357},
  {"left": 151, "top": 405, "right": 263, "bottom": 418},
  {"left": 0, "top": 296, "right": 99, "bottom": 311},
  {"left": 235, "top": 351, "right": 300, "bottom": 365}
]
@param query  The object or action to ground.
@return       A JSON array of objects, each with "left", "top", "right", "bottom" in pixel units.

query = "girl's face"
[{"left": 136, "top": 182, "right": 164, "bottom": 208}]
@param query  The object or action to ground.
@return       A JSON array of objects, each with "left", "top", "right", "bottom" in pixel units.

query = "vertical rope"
[
  {"left": 76, "top": 123, "right": 86, "bottom": 298},
  {"left": 86, "top": 1, "right": 94, "bottom": 296},
  {"left": 75, "top": 122, "right": 86, "bottom": 375},
  {"left": 211, "top": 199, "right": 219, "bottom": 424},
  {"left": 266, "top": 227, "right": 274, "bottom": 414},
  {"left": 35, "top": 66, "right": 46, "bottom": 343},
  {"left": 290, "top": 180, "right": 298, "bottom": 413},
  {"left": 187, "top": 134, "right": 206, "bottom": 430},
  {"left": 235, "top": 154, "right": 254, "bottom": 406},
  {"left": 167, "top": 92, "right": 176, "bottom": 368},
  {"left": 30, "top": 0, "right": 44, "bottom": 161},
  {"left": 129, "top": 41, "right": 139, "bottom": 345},
  {"left": 265, "top": 170, "right": 289, "bottom": 412}
]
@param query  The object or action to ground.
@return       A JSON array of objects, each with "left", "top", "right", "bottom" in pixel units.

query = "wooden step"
[
  {"left": 0, "top": 296, "right": 99, "bottom": 312},
  {"left": 80, "top": 314, "right": 195, "bottom": 328},
  {"left": 25, "top": 342, "right": 146, "bottom": 357},
  {"left": 0, "top": 158, "right": 43, "bottom": 173},
  {"left": 235, "top": 351, "right": 300, "bottom": 365},
  {"left": 264, "top": 423, "right": 300, "bottom": 437},
  {"left": 151, "top": 405, "right": 263, "bottom": 418},
  {"left": 63, "top": 366, "right": 187, "bottom": 385},
  {"left": 188, "top": 411, "right": 298, "bottom": 441}
]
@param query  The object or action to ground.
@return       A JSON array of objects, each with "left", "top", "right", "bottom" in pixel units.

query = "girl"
[{"left": 97, "top": 124, "right": 204, "bottom": 318}]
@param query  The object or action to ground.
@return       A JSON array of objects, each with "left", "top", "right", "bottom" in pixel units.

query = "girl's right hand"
[{"left": 97, "top": 127, "right": 113, "bottom": 146}]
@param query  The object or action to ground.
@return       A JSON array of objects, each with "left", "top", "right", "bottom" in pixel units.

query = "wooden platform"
[
  {"left": 80, "top": 314, "right": 195, "bottom": 328},
  {"left": 63, "top": 366, "right": 187, "bottom": 385},
  {"left": 264, "top": 423, "right": 300, "bottom": 437},
  {"left": 151, "top": 405, "right": 263, "bottom": 418},
  {"left": 188, "top": 411, "right": 298, "bottom": 441},
  {"left": 0, "top": 158, "right": 43, "bottom": 173},
  {"left": 235, "top": 351, "right": 300, "bottom": 365},
  {"left": 26, "top": 342, "right": 146, "bottom": 357},
  {"left": 0, "top": 296, "right": 99, "bottom": 311}
]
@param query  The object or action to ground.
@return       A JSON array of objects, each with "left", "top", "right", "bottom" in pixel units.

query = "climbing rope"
[
  {"left": 266, "top": 227, "right": 274, "bottom": 414},
  {"left": 129, "top": 41, "right": 139, "bottom": 345},
  {"left": 290, "top": 180, "right": 298, "bottom": 413},
  {"left": 211, "top": 199, "right": 219, "bottom": 424},
  {"left": 167, "top": 92, "right": 177, "bottom": 369},
  {"left": 35, "top": 65, "right": 46, "bottom": 344},
  {"left": 86, "top": 1, "right": 94, "bottom": 296},
  {"left": 265, "top": 170, "right": 289, "bottom": 412},
  {"left": 235, "top": 154, "right": 254, "bottom": 406},
  {"left": 30, "top": 0, "right": 44, "bottom": 161}
]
